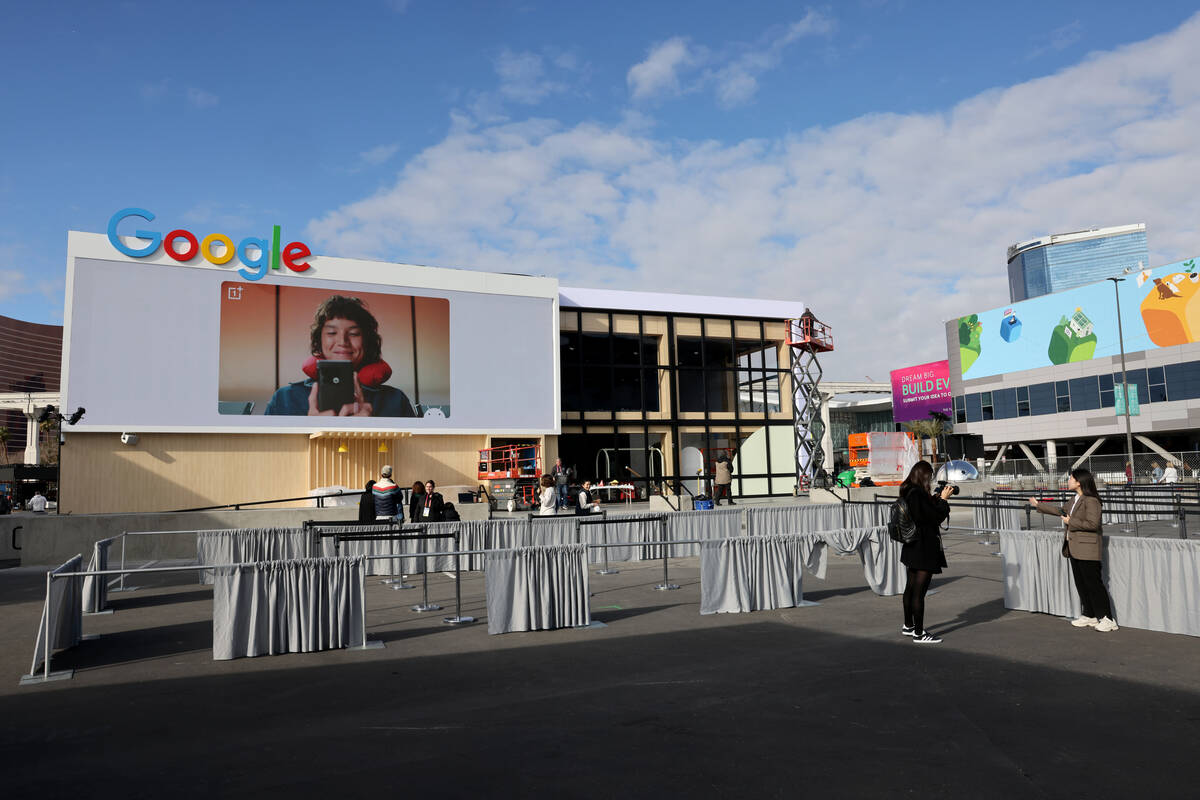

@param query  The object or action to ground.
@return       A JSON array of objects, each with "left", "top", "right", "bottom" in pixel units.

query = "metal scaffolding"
[{"left": 787, "top": 311, "right": 833, "bottom": 489}]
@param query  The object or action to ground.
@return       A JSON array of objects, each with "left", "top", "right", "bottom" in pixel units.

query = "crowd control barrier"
[
  {"left": 212, "top": 556, "right": 367, "bottom": 660},
  {"left": 24, "top": 554, "right": 84, "bottom": 684},
  {"left": 196, "top": 528, "right": 315, "bottom": 583},
  {"left": 325, "top": 528, "right": 457, "bottom": 612},
  {"left": 82, "top": 537, "right": 118, "bottom": 614},
  {"left": 997, "top": 529, "right": 1200, "bottom": 637},
  {"left": 698, "top": 526, "right": 904, "bottom": 615},
  {"left": 485, "top": 543, "right": 590, "bottom": 634}
]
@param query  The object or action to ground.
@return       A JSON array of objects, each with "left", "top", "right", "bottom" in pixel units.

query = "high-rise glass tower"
[{"left": 1007, "top": 224, "right": 1148, "bottom": 302}]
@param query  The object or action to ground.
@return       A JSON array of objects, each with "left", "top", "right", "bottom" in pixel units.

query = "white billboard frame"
[{"left": 62, "top": 231, "right": 561, "bottom": 436}]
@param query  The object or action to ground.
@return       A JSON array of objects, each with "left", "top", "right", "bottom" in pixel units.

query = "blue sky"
[{"left": 3, "top": 1, "right": 1200, "bottom": 378}]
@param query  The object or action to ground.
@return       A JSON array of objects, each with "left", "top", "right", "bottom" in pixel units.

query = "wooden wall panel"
[
  {"left": 60, "top": 432, "right": 310, "bottom": 514},
  {"left": 308, "top": 434, "right": 488, "bottom": 492},
  {"left": 62, "top": 432, "right": 496, "bottom": 513}
]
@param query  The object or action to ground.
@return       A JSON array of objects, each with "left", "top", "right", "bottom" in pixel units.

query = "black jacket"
[
  {"left": 408, "top": 491, "right": 425, "bottom": 523},
  {"left": 899, "top": 484, "right": 950, "bottom": 573},
  {"left": 416, "top": 491, "right": 445, "bottom": 522},
  {"left": 358, "top": 482, "right": 376, "bottom": 523}
]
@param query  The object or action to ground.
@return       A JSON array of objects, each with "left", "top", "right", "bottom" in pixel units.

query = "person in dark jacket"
[
  {"left": 1029, "top": 468, "right": 1116, "bottom": 631},
  {"left": 373, "top": 465, "right": 401, "bottom": 520},
  {"left": 899, "top": 460, "right": 954, "bottom": 643},
  {"left": 415, "top": 479, "right": 445, "bottom": 522},
  {"left": 408, "top": 481, "right": 426, "bottom": 523},
  {"left": 358, "top": 480, "right": 377, "bottom": 523}
]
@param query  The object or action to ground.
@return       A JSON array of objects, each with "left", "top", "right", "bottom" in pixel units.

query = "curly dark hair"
[{"left": 309, "top": 295, "right": 383, "bottom": 365}]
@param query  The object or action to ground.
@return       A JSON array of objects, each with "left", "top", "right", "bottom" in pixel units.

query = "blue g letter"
[
  {"left": 107, "top": 208, "right": 162, "bottom": 257},
  {"left": 236, "top": 237, "right": 269, "bottom": 281}
]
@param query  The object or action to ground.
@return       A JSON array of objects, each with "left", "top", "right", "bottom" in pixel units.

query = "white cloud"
[
  {"left": 360, "top": 143, "right": 402, "bottom": 167},
  {"left": 308, "top": 13, "right": 1200, "bottom": 381},
  {"left": 629, "top": 12, "right": 835, "bottom": 107},
  {"left": 186, "top": 88, "right": 219, "bottom": 108},
  {"left": 711, "top": 10, "right": 836, "bottom": 107},
  {"left": 495, "top": 49, "right": 566, "bottom": 104},
  {"left": 627, "top": 37, "right": 694, "bottom": 101},
  {"left": 1028, "top": 20, "right": 1083, "bottom": 60},
  {"left": 0, "top": 269, "right": 26, "bottom": 302}
]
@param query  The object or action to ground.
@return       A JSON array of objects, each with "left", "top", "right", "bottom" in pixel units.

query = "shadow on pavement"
[{"left": 3, "top": 622, "right": 1198, "bottom": 798}]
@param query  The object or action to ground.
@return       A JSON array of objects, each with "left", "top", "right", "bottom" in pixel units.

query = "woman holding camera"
[
  {"left": 1028, "top": 468, "right": 1117, "bottom": 631},
  {"left": 899, "top": 461, "right": 954, "bottom": 644}
]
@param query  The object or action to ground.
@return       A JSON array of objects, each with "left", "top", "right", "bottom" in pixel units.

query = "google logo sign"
[{"left": 106, "top": 207, "right": 312, "bottom": 282}]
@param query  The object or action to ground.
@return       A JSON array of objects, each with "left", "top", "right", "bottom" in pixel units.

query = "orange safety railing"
[
  {"left": 478, "top": 443, "right": 542, "bottom": 480},
  {"left": 785, "top": 313, "right": 834, "bottom": 352}
]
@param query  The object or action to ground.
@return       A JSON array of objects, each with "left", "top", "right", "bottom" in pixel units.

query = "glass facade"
[
  {"left": 1007, "top": 229, "right": 1148, "bottom": 302},
  {"left": 559, "top": 310, "right": 797, "bottom": 498},
  {"left": 953, "top": 359, "right": 1200, "bottom": 423}
]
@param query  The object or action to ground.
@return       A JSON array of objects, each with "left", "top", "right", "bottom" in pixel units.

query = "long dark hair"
[
  {"left": 900, "top": 460, "right": 934, "bottom": 495},
  {"left": 1071, "top": 468, "right": 1101, "bottom": 501}
]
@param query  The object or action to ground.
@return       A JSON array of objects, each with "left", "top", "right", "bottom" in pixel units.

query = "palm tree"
[
  {"left": 903, "top": 412, "right": 949, "bottom": 467},
  {"left": 38, "top": 419, "right": 57, "bottom": 465}
]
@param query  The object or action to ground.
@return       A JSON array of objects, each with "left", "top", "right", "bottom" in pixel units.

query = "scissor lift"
[
  {"left": 478, "top": 443, "right": 542, "bottom": 510},
  {"left": 786, "top": 311, "right": 833, "bottom": 491}
]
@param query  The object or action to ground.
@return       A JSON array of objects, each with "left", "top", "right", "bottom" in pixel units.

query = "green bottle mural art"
[
  {"left": 1047, "top": 307, "right": 1097, "bottom": 365},
  {"left": 958, "top": 313, "right": 982, "bottom": 373}
]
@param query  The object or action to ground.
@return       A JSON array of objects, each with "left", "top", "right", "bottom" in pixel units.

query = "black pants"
[
  {"left": 1069, "top": 557, "right": 1112, "bottom": 620},
  {"left": 713, "top": 483, "right": 732, "bottom": 504}
]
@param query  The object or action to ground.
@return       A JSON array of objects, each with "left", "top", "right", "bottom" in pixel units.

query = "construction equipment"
[
  {"left": 478, "top": 443, "right": 542, "bottom": 510},
  {"left": 786, "top": 311, "right": 834, "bottom": 489},
  {"left": 846, "top": 431, "right": 918, "bottom": 486}
]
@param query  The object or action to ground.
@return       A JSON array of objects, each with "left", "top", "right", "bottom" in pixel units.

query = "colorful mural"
[{"left": 955, "top": 256, "right": 1200, "bottom": 380}]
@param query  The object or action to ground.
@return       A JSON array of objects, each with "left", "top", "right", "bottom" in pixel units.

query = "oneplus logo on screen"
[
  {"left": 227, "top": 286, "right": 243, "bottom": 301},
  {"left": 106, "top": 208, "right": 314, "bottom": 282}
]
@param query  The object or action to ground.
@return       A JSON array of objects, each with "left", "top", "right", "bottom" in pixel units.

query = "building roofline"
[
  {"left": 1007, "top": 223, "right": 1146, "bottom": 262},
  {"left": 558, "top": 286, "right": 806, "bottom": 319}
]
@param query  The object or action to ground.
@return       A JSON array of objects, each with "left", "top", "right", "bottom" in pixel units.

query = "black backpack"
[{"left": 888, "top": 495, "right": 918, "bottom": 544}]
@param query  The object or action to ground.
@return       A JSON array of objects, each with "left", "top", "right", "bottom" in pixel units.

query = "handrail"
[
  {"left": 11, "top": 525, "right": 20, "bottom": 550},
  {"left": 170, "top": 489, "right": 367, "bottom": 513}
]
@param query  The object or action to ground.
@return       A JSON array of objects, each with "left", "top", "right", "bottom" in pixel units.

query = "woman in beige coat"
[{"left": 1028, "top": 468, "right": 1117, "bottom": 632}]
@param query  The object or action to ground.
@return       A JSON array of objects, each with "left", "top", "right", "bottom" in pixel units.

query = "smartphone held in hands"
[{"left": 316, "top": 360, "right": 355, "bottom": 412}]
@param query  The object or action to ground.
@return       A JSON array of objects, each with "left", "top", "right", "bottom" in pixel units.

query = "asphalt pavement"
[{"left": 1, "top": 530, "right": 1198, "bottom": 799}]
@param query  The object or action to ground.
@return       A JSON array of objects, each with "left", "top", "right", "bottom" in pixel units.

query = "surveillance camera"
[{"left": 120, "top": 433, "right": 139, "bottom": 446}]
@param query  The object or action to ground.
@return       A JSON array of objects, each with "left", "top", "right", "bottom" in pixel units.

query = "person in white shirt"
[
  {"left": 1161, "top": 464, "right": 1179, "bottom": 484},
  {"left": 29, "top": 492, "right": 47, "bottom": 513},
  {"left": 574, "top": 480, "right": 601, "bottom": 515},
  {"left": 538, "top": 475, "right": 556, "bottom": 515}
]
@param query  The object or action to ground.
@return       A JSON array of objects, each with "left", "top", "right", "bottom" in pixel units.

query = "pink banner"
[{"left": 890, "top": 360, "right": 952, "bottom": 423}]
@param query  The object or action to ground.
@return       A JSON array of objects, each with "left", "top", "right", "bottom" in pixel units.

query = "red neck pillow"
[{"left": 302, "top": 355, "right": 392, "bottom": 388}]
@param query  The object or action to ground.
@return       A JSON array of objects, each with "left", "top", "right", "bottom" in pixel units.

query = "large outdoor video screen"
[
  {"left": 954, "top": 255, "right": 1200, "bottom": 380},
  {"left": 218, "top": 283, "right": 450, "bottom": 419},
  {"left": 63, "top": 240, "right": 558, "bottom": 434}
]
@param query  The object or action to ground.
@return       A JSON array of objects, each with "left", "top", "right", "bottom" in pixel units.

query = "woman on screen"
[{"left": 264, "top": 295, "right": 416, "bottom": 417}]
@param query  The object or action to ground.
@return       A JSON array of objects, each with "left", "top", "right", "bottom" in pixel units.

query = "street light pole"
[{"left": 1108, "top": 277, "right": 1136, "bottom": 482}]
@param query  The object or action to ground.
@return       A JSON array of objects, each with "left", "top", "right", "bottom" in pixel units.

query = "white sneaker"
[
  {"left": 901, "top": 625, "right": 916, "bottom": 637},
  {"left": 912, "top": 632, "right": 942, "bottom": 644},
  {"left": 1070, "top": 616, "right": 1099, "bottom": 628},
  {"left": 1095, "top": 617, "right": 1119, "bottom": 632}
]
